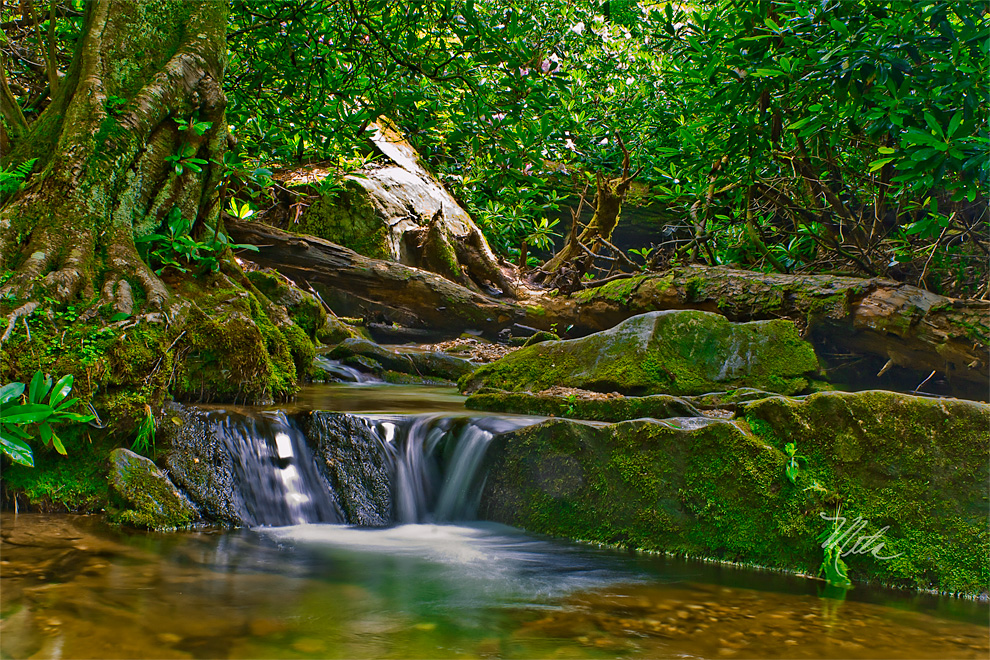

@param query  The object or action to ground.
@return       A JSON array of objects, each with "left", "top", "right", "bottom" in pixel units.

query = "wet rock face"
[
  {"left": 159, "top": 406, "right": 246, "bottom": 526},
  {"left": 107, "top": 448, "right": 198, "bottom": 530},
  {"left": 480, "top": 390, "right": 990, "bottom": 594},
  {"left": 303, "top": 412, "right": 394, "bottom": 526},
  {"left": 461, "top": 310, "right": 820, "bottom": 396}
]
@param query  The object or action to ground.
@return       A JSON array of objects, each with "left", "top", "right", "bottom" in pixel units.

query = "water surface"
[{"left": 2, "top": 514, "right": 986, "bottom": 659}]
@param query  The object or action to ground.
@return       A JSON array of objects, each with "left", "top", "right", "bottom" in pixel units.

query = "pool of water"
[{"left": 1, "top": 513, "right": 986, "bottom": 659}]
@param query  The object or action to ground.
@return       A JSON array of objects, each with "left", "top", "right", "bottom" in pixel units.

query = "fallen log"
[
  {"left": 226, "top": 219, "right": 524, "bottom": 337},
  {"left": 227, "top": 221, "right": 988, "bottom": 398},
  {"left": 545, "top": 267, "right": 989, "bottom": 397}
]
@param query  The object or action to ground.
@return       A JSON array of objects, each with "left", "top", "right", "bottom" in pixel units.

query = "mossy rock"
[
  {"left": 461, "top": 310, "right": 820, "bottom": 397},
  {"left": 481, "top": 417, "right": 818, "bottom": 572},
  {"left": 744, "top": 390, "right": 990, "bottom": 594},
  {"left": 296, "top": 178, "right": 393, "bottom": 260},
  {"left": 466, "top": 389, "right": 704, "bottom": 422},
  {"left": 480, "top": 390, "right": 989, "bottom": 594},
  {"left": 107, "top": 448, "right": 198, "bottom": 530},
  {"left": 522, "top": 331, "right": 559, "bottom": 347}
]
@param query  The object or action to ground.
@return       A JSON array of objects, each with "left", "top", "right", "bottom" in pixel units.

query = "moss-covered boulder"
[
  {"left": 743, "top": 390, "right": 990, "bottom": 593},
  {"left": 461, "top": 310, "right": 820, "bottom": 397},
  {"left": 107, "top": 448, "right": 198, "bottom": 530},
  {"left": 480, "top": 390, "right": 989, "bottom": 594}
]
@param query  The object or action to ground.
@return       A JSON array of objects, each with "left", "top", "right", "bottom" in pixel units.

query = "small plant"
[
  {"left": 132, "top": 404, "right": 156, "bottom": 455},
  {"left": 817, "top": 507, "right": 853, "bottom": 588},
  {"left": 165, "top": 143, "right": 209, "bottom": 175},
  {"left": 783, "top": 441, "right": 807, "bottom": 484},
  {"left": 177, "top": 115, "right": 213, "bottom": 136},
  {"left": 104, "top": 95, "right": 128, "bottom": 116},
  {"left": 0, "top": 371, "right": 95, "bottom": 467},
  {"left": 562, "top": 393, "right": 578, "bottom": 417},
  {"left": 0, "top": 158, "right": 38, "bottom": 201},
  {"left": 628, "top": 246, "right": 654, "bottom": 270},
  {"left": 136, "top": 207, "right": 258, "bottom": 275}
]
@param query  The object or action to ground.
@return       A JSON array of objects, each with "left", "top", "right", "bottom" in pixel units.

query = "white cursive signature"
[{"left": 819, "top": 513, "right": 904, "bottom": 560}]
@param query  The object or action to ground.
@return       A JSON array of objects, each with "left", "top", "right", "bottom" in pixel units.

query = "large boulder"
[
  {"left": 480, "top": 390, "right": 989, "bottom": 594},
  {"left": 291, "top": 122, "right": 476, "bottom": 263},
  {"left": 107, "top": 448, "right": 199, "bottom": 530},
  {"left": 461, "top": 310, "right": 820, "bottom": 396}
]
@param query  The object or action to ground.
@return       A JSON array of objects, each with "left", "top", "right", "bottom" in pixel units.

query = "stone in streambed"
[
  {"left": 460, "top": 310, "right": 819, "bottom": 397},
  {"left": 108, "top": 448, "right": 198, "bottom": 530}
]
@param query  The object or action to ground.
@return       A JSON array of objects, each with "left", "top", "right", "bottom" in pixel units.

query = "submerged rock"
[
  {"left": 480, "top": 390, "right": 989, "bottom": 594},
  {"left": 107, "top": 448, "right": 198, "bottom": 530},
  {"left": 466, "top": 388, "right": 704, "bottom": 422},
  {"left": 461, "top": 310, "right": 820, "bottom": 396}
]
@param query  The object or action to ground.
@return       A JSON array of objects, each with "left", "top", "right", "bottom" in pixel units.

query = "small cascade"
[
  {"left": 313, "top": 355, "right": 379, "bottom": 383},
  {"left": 168, "top": 404, "right": 538, "bottom": 528},
  {"left": 208, "top": 412, "right": 344, "bottom": 526},
  {"left": 365, "top": 414, "right": 528, "bottom": 524}
]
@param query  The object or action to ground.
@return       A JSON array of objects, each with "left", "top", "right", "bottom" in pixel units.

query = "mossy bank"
[{"left": 479, "top": 390, "right": 989, "bottom": 595}]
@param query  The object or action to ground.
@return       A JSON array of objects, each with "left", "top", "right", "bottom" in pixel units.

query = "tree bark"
[{"left": 0, "top": 0, "right": 228, "bottom": 312}]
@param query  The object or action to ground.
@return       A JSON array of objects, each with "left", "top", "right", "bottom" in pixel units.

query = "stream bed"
[{"left": 2, "top": 383, "right": 987, "bottom": 659}]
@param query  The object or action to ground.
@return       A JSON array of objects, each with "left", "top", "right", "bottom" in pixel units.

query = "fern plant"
[{"left": 0, "top": 158, "right": 38, "bottom": 203}]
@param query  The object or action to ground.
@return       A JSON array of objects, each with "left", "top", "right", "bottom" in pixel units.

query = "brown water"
[{"left": 2, "top": 513, "right": 987, "bottom": 659}]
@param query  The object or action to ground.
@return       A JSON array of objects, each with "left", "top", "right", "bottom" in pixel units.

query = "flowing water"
[{"left": 2, "top": 384, "right": 987, "bottom": 659}]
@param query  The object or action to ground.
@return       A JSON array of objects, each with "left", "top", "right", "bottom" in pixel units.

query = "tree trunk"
[
  {"left": 542, "top": 138, "right": 639, "bottom": 274},
  {"left": 1, "top": 0, "right": 228, "bottom": 313}
]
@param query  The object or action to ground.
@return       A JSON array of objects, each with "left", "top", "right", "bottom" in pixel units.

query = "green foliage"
[
  {"left": 165, "top": 143, "right": 209, "bottom": 176},
  {"left": 0, "top": 158, "right": 37, "bottom": 203},
  {"left": 132, "top": 405, "right": 156, "bottom": 455},
  {"left": 0, "top": 371, "right": 95, "bottom": 467},
  {"left": 818, "top": 509, "right": 854, "bottom": 588},
  {"left": 136, "top": 207, "right": 258, "bottom": 275}
]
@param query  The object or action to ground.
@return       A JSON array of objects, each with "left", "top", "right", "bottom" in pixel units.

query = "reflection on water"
[{"left": 2, "top": 514, "right": 987, "bottom": 659}]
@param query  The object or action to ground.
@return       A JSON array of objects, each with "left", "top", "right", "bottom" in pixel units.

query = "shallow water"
[{"left": 1, "top": 514, "right": 987, "bottom": 659}]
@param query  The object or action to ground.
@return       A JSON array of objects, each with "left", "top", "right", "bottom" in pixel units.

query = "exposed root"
[{"left": 0, "top": 302, "right": 39, "bottom": 344}]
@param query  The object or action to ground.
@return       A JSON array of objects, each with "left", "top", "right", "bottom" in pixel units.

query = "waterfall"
[
  {"left": 165, "top": 410, "right": 345, "bottom": 527},
  {"left": 167, "top": 406, "right": 535, "bottom": 528}
]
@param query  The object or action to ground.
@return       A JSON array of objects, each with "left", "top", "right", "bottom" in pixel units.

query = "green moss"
[
  {"left": 297, "top": 179, "right": 392, "bottom": 259},
  {"left": 482, "top": 418, "right": 821, "bottom": 572},
  {"left": 573, "top": 275, "right": 646, "bottom": 304},
  {"left": 2, "top": 428, "right": 113, "bottom": 512},
  {"left": 744, "top": 391, "right": 990, "bottom": 593},
  {"left": 462, "top": 310, "right": 819, "bottom": 397},
  {"left": 482, "top": 392, "right": 990, "bottom": 594},
  {"left": 107, "top": 448, "right": 197, "bottom": 530},
  {"left": 466, "top": 389, "right": 703, "bottom": 422}
]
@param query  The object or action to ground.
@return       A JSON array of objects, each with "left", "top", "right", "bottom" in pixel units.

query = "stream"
[{"left": 2, "top": 383, "right": 987, "bottom": 659}]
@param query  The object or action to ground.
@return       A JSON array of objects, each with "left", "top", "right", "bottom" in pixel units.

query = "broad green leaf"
[
  {"left": 51, "top": 431, "right": 67, "bottom": 456},
  {"left": 49, "top": 374, "right": 74, "bottom": 408},
  {"left": 947, "top": 111, "right": 963, "bottom": 138},
  {"left": 28, "top": 371, "right": 50, "bottom": 405},
  {"left": 868, "top": 157, "right": 895, "bottom": 172},
  {"left": 0, "top": 382, "right": 24, "bottom": 406},
  {"left": 0, "top": 431, "right": 34, "bottom": 467},
  {"left": 0, "top": 403, "right": 54, "bottom": 424}
]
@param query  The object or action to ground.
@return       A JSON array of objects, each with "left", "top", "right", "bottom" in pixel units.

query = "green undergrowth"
[{"left": 2, "top": 427, "right": 114, "bottom": 512}]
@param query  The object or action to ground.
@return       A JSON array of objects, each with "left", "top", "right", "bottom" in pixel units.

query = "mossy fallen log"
[
  {"left": 227, "top": 222, "right": 988, "bottom": 398},
  {"left": 226, "top": 219, "right": 524, "bottom": 337}
]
